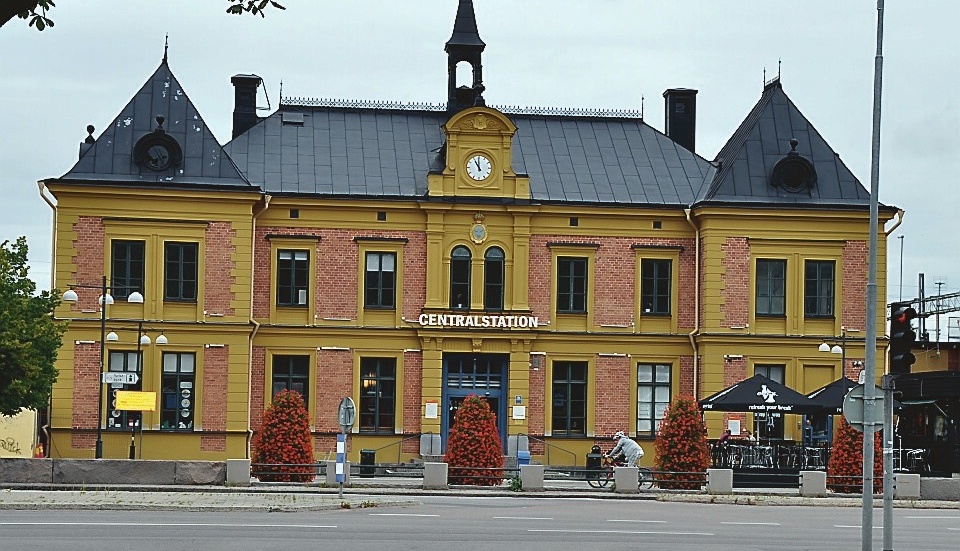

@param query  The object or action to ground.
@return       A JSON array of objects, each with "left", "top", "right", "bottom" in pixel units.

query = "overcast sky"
[{"left": 2, "top": 1, "right": 957, "bottom": 336}]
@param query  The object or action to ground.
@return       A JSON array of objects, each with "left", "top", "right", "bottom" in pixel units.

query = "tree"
[
  {"left": 443, "top": 395, "right": 504, "bottom": 486},
  {"left": 251, "top": 389, "right": 315, "bottom": 482},
  {"left": 1, "top": 1, "right": 286, "bottom": 32},
  {"left": 827, "top": 417, "right": 883, "bottom": 494},
  {"left": 653, "top": 395, "right": 712, "bottom": 490},
  {"left": 0, "top": 237, "right": 65, "bottom": 416}
]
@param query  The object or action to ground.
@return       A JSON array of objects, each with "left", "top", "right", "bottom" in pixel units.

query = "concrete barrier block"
[
  {"left": 920, "top": 477, "right": 960, "bottom": 501},
  {"left": 613, "top": 466, "right": 638, "bottom": 493},
  {"left": 225, "top": 459, "right": 251, "bottom": 486},
  {"left": 706, "top": 468, "right": 733, "bottom": 494},
  {"left": 800, "top": 470, "right": 826, "bottom": 497},
  {"left": 0, "top": 458, "right": 54, "bottom": 484},
  {"left": 894, "top": 473, "right": 920, "bottom": 499},
  {"left": 324, "top": 459, "right": 350, "bottom": 486},
  {"left": 519, "top": 464, "right": 544, "bottom": 491},
  {"left": 423, "top": 461, "right": 448, "bottom": 490},
  {"left": 54, "top": 459, "right": 177, "bottom": 485},
  {"left": 175, "top": 461, "right": 226, "bottom": 485}
]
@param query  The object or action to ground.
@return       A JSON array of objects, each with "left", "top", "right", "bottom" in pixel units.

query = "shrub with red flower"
[
  {"left": 251, "top": 389, "right": 315, "bottom": 482},
  {"left": 827, "top": 417, "right": 883, "bottom": 493},
  {"left": 653, "top": 395, "right": 711, "bottom": 490},
  {"left": 443, "top": 395, "right": 504, "bottom": 486}
]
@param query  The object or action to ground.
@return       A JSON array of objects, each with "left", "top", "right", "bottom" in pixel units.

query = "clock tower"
[{"left": 446, "top": 0, "right": 485, "bottom": 113}]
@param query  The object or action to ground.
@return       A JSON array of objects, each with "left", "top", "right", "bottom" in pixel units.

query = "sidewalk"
[{"left": 1, "top": 476, "right": 956, "bottom": 511}]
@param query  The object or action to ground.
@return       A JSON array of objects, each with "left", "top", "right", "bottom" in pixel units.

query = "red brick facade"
[
  {"left": 721, "top": 237, "right": 750, "bottom": 328},
  {"left": 203, "top": 222, "right": 237, "bottom": 316}
]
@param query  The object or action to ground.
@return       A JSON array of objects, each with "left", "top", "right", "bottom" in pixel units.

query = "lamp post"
[
  {"left": 819, "top": 327, "right": 849, "bottom": 374},
  {"left": 62, "top": 276, "right": 143, "bottom": 459},
  {"left": 125, "top": 321, "right": 167, "bottom": 459}
]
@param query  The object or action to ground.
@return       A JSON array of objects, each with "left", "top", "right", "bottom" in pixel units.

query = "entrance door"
[{"left": 442, "top": 353, "right": 508, "bottom": 452}]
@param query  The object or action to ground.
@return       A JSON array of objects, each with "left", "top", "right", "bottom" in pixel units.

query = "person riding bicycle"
[{"left": 606, "top": 430, "right": 644, "bottom": 467}]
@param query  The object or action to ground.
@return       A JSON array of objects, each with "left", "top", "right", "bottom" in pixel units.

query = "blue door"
[{"left": 441, "top": 353, "right": 508, "bottom": 452}]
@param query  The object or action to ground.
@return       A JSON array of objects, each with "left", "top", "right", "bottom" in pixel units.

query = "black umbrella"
[
  {"left": 806, "top": 377, "right": 902, "bottom": 414},
  {"left": 699, "top": 374, "right": 821, "bottom": 414}
]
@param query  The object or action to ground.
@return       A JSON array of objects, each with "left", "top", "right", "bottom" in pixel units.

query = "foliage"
[
  {"left": 443, "top": 395, "right": 504, "bottom": 486},
  {"left": 0, "top": 237, "right": 65, "bottom": 416},
  {"left": 1, "top": 1, "right": 286, "bottom": 31},
  {"left": 508, "top": 474, "right": 522, "bottom": 492},
  {"left": 827, "top": 417, "right": 883, "bottom": 494},
  {"left": 251, "top": 389, "right": 315, "bottom": 482},
  {"left": 653, "top": 395, "right": 711, "bottom": 490}
]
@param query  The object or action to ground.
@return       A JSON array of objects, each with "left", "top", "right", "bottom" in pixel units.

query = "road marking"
[
  {"left": 0, "top": 522, "right": 337, "bottom": 528},
  {"left": 834, "top": 525, "right": 883, "bottom": 529},
  {"left": 530, "top": 529, "right": 713, "bottom": 536},
  {"left": 721, "top": 522, "right": 781, "bottom": 526},
  {"left": 494, "top": 516, "right": 554, "bottom": 520},
  {"left": 607, "top": 519, "right": 667, "bottom": 523},
  {"left": 905, "top": 516, "right": 960, "bottom": 519},
  {"left": 368, "top": 513, "right": 439, "bottom": 517}
]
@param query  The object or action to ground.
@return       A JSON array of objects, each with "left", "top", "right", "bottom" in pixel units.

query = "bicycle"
[{"left": 586, "top": 453, "right": 654, "bottom": 489}]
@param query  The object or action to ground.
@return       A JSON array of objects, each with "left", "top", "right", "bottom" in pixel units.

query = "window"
[
  {"left": 637, "top": 363, "right": 671, "bottom": 437},
  {"left": 360, "top": 357, "right": 396, "bottom": 432},
  {"left": 271, "top": 355, "right": 310, "bottom": 405},
  {"left": 483, "top": 247, "right": 504, "bottom": 311},
  {"left": 107, "top": 351, "right": 142, "bottom": 431},
  {"left": 450, "top": 246, "right": 471, "bottom": 310},
  {"left": 640, "top": 259, "right": 672, "bottom": 315},
  {"left": 557, "top": 257, "right": 587, "bottom": 314},
  {"left": 277, "top": 250, "right": 309, "bottom": 306},
  {"left": 552, "top": 361, "right": 587, "bottom": 436},
  {"left": 756, "top": 259, "right": 786, "bottom": 316},
  {"left": 111, "top": 240, "right": 144, "bottom": 300},
  {"left": 804, "top": 260, "right": 835, "bottom": 317},
  {"left": 164, "top": 242, "right": 198, "bottom": 302},
  {"left": 160, "top": 352, "right": 195, "bottom": 430},
  {"left": 754, "top": 364, "right": 785, "bottom": 440},
  {"left": 364, "top": 252, "right": 396, "bottom": 309}
]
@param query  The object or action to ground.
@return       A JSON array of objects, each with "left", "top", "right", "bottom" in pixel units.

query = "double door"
[{"left": 441, "top": 353, "right": 508, "bottom": 452}]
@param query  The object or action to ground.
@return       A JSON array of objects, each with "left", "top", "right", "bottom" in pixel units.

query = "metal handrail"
[
  {"left": 518, "top": 433, "right": 579, "bottom": 466},
  {"left": 368, "top": 432, "right": 437, "bottom": 466}
]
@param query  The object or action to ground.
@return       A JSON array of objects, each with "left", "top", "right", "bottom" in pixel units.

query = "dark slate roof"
[
  {"left": 699, "top": 78, "right": 870, "bottom": 206},
  {"left": 60, "top": 60, "right": 252, "bottom": 189},
  {"left": 446, "top": 0, "right": 485, "bottom": 48},
  {"left": 223, "top": 103, "right": 715, "bottom": 206}
]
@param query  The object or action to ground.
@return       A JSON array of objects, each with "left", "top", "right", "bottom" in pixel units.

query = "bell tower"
[{"left": 446, "top": 0, "right": 486, "bottom": 113}]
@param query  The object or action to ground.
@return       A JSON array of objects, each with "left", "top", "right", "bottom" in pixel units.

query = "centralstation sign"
[{"left": 417, "top": 313, "right": 540, "bottom": 329}]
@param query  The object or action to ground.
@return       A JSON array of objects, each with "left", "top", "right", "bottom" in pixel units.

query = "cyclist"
[{"left": 606, "top": 430, "right": 644, "bottom": 467}]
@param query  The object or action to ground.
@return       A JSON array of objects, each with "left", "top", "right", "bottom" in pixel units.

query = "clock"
[
  {"left": 466, "top": 154, "right": 492, "bottom": 181},
  {"left": 133, "top": 116, "right": 183, "bottom": 173},
  {"left": 145, "top": 144, "right": 173, "bottom": 171},
  {"left": 470, "top": 222, "right": 487, "bottom": 244}
]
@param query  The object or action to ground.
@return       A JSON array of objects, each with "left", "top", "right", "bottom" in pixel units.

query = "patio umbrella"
[
  {"left": 806, "top": 377, "right": 903, "bottom": 414},
  {"left": 699, "top": 374, "right": 821, "bottom": 414}
]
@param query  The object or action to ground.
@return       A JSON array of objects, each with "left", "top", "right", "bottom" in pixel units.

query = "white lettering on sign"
[{"left": 416, "top": 313, "right": 539, "bottom": 329}]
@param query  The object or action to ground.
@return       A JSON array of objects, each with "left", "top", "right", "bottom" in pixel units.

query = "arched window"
[
  {"left": 450, "top": 246, "right": 471, "bottom": 310},
  {"left": 483, "top": 247, "right": 504, "bottom": 311}
]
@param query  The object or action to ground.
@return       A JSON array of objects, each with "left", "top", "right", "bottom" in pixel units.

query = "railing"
[
  {"left": 366, "top": 432, "right": 435, "bottom": 471},
  {"left": 518, "top": 433, "right": 579, "bottom": 467}
]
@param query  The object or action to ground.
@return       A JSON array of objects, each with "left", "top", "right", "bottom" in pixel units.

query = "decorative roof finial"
[
  {"left": 155, "top": 115, "right": 166, "bottom": 132},
  {"left": 84, "top": 125, "right": 95, "bottom": 144},
  {"left": 163, "top": 34, "right": 169, "bottom": 63}
]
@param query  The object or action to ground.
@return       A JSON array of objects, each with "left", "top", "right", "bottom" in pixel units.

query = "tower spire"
[{"left": 446, "top": 0, "right": 486, "bottom": 112}]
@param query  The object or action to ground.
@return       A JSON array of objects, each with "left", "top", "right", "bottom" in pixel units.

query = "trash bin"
[
  {"left": 517, "top": 450, "right": 531, "bottom": 466},
  {"left": 359, "top": 449, "right": 376, "bottom": 477}
]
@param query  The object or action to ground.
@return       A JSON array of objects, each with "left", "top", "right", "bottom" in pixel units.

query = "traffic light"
[{"left": 889, "top": 302, "right": 918, "bottom": 374}]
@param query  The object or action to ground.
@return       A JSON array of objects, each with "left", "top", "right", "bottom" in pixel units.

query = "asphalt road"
[{"left": 1, "top": 496, "right": 957, "bottom": 550}]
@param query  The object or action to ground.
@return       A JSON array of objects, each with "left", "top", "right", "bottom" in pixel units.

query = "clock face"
[
  {"left": 146, "top": 144, "right": 172, "bottom": 171},
  {"left": 471, "top": 223, "right": 487, "bottom": 243},
  {"left": 466, "top": 154, "right": 492, "bottom": 181}
]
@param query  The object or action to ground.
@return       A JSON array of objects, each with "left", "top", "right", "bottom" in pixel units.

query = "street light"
[
  {"left": 61, "top": 275, "right": 144, "bottom": 459},
  {"left": 819, "top": 327, "right": 859, "bottom": 375}
]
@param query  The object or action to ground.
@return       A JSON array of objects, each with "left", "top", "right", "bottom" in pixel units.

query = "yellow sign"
[
  {"left": 115, "top": 391, "right": 157, "bottom": 411},
  {"left": 0, "top": 409, "right": 37, "bottom": 458}
]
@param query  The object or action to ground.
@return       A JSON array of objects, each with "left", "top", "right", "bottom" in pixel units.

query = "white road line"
[
  {"left": 905, "top": 516, "right": 960, "bottom": 519},
  {"left": 834, "top": 525, "right": 883, "bottom": 529},
  {"left": 721, "top": 522, "right": 781, "bottom": 526},
  {"left": 368, "top": 513, "right": 439, "bottom": 517},
  {"left": 607, "top": 519, "right": 667, "bottom": 523},
  {"left": 530, "top": 529, "right": 713, "bottom": 536},
  {"left": 0, "top": 522, "right": 337, "bottom": 528},
  {"left": 493, "top": 516, "right": 553, "bottom": 520}
]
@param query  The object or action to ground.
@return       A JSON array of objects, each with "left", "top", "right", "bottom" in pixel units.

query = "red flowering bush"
[
  {"left": 251, "top": 390, "right": 315, "bottom": 482},
  {"left": 827, "top": 417, "right": 882, "bottom": 493},
  {"left": 443, "top": 395, "right": 504, "bottom": 486},
  {"left": 654, "top": 395, "right": 711, "bottom": 490}
]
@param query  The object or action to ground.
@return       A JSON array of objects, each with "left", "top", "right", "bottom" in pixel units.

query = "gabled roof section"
[
  {"left": 698, "top": 79, "right": 869, "bottom": 206},
  {"left": 60, "top": 59, "right": 251, "bottom": 189},
  {"left": 224, "top": 102, "right": 715, "bottom": 206}
]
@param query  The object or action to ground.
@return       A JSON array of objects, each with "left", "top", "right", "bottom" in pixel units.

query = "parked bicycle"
[{"left": 587, "top": 453, "right": 654, "bottom": 489}]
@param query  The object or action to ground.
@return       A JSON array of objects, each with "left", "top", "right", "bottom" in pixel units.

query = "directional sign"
[
  {"left": 338, "top": 396, "right": 356, "bottom": 433},
  {"left": 842, "top": 384, "right": 884, "bottom": 433},
  {"left": 102, "top": 372, "right": 139, "bottom": 384}
]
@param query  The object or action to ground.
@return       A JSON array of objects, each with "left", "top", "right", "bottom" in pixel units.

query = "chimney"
[
  {"left": 231, "top": 74, "right": 262, "bottom": 139},
  {"left": 663, "top": 88, "right": 698, "bottom": 152}
]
